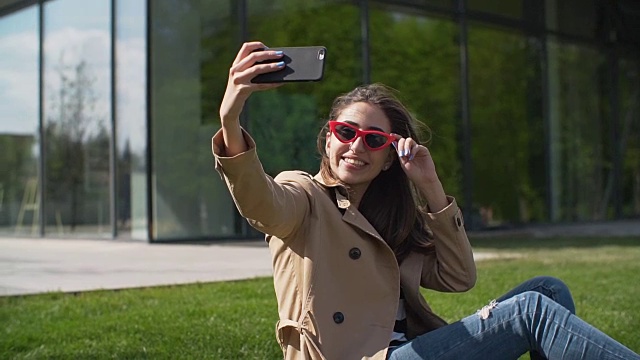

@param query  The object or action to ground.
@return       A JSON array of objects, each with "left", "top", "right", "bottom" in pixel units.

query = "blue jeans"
[{"left": 388, "top": 276, "right": 639, "bottom": 360}]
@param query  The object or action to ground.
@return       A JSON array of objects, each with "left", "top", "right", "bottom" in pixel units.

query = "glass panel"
[
  {"left": 369, "top": 4, "right": 462, "bottom": 203},
  {"left": 613, "top": 2, "right": 640, "bottom": 46},
  {"left": 547, "top": 39, "right": 609, "bottom": 221},
  {"left": 151, "top": 1, "right": 237, "bottom": 240},
  {"left": 381, "top": 0, "right": 455, "bottom": 11},
  {"left": 467, "top": 0, "right": 523, "bottom": 19},
  {"left": 0, "top": 7, "right": 39, "bottom": 236},
  {"left": 239, "top": 0, "right": 362, "bottom": 238},
  {"left": 468, "top": 24, "right": 545, "bottom": 228},
  {"left": 116, "top": 0, "right": 147, "bottom": 240},
  {"left": 620, "top": 59, "right": 640, "bottom": 218},
  {"left": 43, "top": 0, "right": 112, "bottom": 237},
  {"left": 246, "top": 0, "right": 361, "bottom": 176},
  {"left": 545, "top": 0, "right": 596, "bottom": 39}
]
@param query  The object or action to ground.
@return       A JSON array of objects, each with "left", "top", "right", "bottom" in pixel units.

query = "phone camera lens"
[{"left": 318, "top": 49, "right": 325, "bottom": 60}]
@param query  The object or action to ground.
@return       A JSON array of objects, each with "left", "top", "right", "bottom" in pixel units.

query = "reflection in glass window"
[
  {"left": 43, "top": 0, "right": 112, "bottom": 236},
  {"left": 620, "top": 59, "right": 640, "bottom": 218},
  {"left": 468, "top": 24, "right": 545, "bottom": 228},
  {"left": 116, "top": 0, "right": 147, "bottom": 240},
  {"left": 0, "top": 7, "right": 39, "bottom": 235},
  {"left": 467, "top": 0, "right": 523, "bottom": 19},
  {"left": 247, "top": 0, "right": 362, "bottom": 177},
  {"left": 151, "top": 1, "right": 237, "bottom": 240},
  {"left": 545, "top": 0, "right": 596, "bottom": 40},
  {"left": 375, "top": 0, "right": 455, "bottom": 11},
  {"left": 370, "top": 4, "right": 462, "bottom": 204},
  {"left": 547, "top": 39, "right": 609, "bottom": 222}
]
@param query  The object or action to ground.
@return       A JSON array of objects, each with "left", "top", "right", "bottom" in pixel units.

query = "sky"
[{"left": 0, "top": 0, "right": 146, "bottom": 151}]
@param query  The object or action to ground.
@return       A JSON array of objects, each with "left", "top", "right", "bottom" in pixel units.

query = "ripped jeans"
[{"left": 387, "top": 276, "right": 640, "bottom": 360}]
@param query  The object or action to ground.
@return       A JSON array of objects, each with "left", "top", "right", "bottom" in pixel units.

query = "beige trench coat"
[{"left": 212, "top": 130, "right": 477, "bottom": 360}]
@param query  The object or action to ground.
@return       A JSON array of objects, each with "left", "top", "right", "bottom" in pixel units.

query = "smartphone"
[{"left": 251, "top": 46, "right": 326, "bottom": 83}]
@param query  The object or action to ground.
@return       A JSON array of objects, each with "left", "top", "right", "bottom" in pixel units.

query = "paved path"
[
  {"left": 0, "top": 238, "right": 274, "bottom": 296},
  {"left": 0, "top": 237, "right": 496, "bottom": 296},
  {"left": 2, "top": 220, "right": 638, "bottom": 296}
]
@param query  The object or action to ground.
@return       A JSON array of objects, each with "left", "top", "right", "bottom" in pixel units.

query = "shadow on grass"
[{"left": 469, "top": 236, "right": 640, "bottom": 250}]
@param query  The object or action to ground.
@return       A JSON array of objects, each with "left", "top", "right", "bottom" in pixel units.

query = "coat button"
[
  {"left": 456, "top": 217, "right": 462, "bottom": 227},
  {"left": 333, "top": 312, "right": 344, "bottom": 324},
  {"left": 348, "top": 247, "right": 361, "bottom": 260}
]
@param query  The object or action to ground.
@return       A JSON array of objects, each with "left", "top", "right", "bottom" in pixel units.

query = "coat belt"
[{"left": 276, "top": 309, "right": 326, "bottom": 360}]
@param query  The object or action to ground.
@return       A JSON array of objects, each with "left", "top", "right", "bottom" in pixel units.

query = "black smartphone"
[{"left": 251, "top": 46, "right": 326, "bottom": 83}]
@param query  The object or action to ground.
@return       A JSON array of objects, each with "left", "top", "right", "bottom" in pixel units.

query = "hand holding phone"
[{"left": 251, "top": 46, "right": 326, "bottom": 83}]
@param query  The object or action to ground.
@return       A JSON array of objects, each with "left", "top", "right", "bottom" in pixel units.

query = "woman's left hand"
[
  {"left": 392, "top": 135, "right": 439, "bottom": 185},
  {"left": 392, "top": 135, "right": 448, "bottom": 212}
]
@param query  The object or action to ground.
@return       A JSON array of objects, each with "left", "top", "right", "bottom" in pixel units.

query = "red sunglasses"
[{"left": 329, "top": 121, "right": 396, "bottom": 151}]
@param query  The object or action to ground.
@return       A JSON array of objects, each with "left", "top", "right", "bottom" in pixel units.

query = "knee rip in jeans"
[{"left": 477, "top": 299, "right": 498, "bottom": 320}]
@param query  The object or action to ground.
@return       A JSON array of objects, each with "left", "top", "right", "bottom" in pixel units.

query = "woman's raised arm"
[{"left": 219, "top": 41, "right": 284, "bottom": 156}]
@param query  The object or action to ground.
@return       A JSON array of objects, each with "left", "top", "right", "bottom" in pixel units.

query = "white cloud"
[
  {"left": 0, "top": 30, "right": 39, "bottom": 134},
  {"left": 43, "top": 26, "right": 111, "bottom": 128},
  {"left": 0, "top": 25, "right": 147, "bottom": 155}
]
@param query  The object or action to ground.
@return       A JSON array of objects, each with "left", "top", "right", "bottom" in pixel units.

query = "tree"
[{"left": 45, "top": 57, "right": 110, "bottom": 230}]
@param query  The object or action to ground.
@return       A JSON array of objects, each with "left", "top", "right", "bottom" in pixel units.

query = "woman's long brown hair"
[{"left": 316, "top": 83, "right": 435, "bottom": 263}]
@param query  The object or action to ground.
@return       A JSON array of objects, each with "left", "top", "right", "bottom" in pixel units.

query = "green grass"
[{"left": 1, "top": 236, "right": 639, "bottom": 359}]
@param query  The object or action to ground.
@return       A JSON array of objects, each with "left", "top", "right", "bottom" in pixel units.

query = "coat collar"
[{"left": 313, "top": 173, "right": 385, "bottom": 243}]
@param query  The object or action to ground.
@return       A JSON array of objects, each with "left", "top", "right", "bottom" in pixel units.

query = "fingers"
[
  {"left": 220, "top": 42, "right": 283, "bottom": 120},
  {"left": 230, "top": 42, "right": 285, "bottom": 85},
  {"left": 232, "top": 41, "right": 265, "bottom": 65},
  {"left": 392, "top": 135, "right": 421, "bottom": 161}
]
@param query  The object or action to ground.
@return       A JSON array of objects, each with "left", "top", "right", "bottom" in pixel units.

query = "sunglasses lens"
[
  {"left": 365, "top": 134, "right": 388, "bottom": 149},
  {"left": 334, "top": 125, "right": 357, "bottom": 141},
  {"left": 331, "top": 122, "right": 391, "bottom": 150}
]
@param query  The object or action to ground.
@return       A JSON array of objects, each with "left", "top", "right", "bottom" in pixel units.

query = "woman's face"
[{"left": 326, "top": 102, "right": 394, "bottom": 196}]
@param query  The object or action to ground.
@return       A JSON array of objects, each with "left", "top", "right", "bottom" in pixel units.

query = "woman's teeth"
[{"left": 344, "top": 158, "right": 365, "bottom": 166}]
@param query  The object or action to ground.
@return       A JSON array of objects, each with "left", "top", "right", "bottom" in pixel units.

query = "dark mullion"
[
  {"left": 456, "top": 0, "right": 473, "bottom": 228},
  {"left": 110, "top": 0, "right": 117, "bottom": 238},
  {"left": 609, "top": 47, "right": 622, "bottom": 219},
  {"left": 236, "top": 0, "right": 251, "bottom": 237},
  {"left": 37, "top": 0, "right": 45, "bottom": 237},
  {"left": 145, "top": 0, "right": 154, "bottom": 242},
  {"left": 360, "top": 0, "right": 370, "bottom": 85},
  {"left": 539, "top": 0, "right": 554, "bottom": 222}
]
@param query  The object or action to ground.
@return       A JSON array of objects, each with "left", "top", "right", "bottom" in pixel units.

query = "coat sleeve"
[
  {"left": 212, "top": 128, "right": 311, "bottom": 240},
  {"left": 420, "top": 197, "right": 477, "bottom": 292}
]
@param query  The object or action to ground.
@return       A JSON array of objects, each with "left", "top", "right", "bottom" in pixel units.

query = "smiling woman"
[{"left": 211, "top": 41, "right": 640, "bottom": 360}]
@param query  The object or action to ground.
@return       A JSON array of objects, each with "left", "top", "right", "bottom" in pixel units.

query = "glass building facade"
[{"left": 0, "top": 0, "right": 638, "bottom": 242}]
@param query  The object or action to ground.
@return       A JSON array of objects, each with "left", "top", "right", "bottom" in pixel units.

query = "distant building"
[{"left": 0, "top": 0, "right": 638, "bottom": 242}]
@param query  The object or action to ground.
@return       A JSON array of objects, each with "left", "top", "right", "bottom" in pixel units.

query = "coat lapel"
[
  {"left": 312, "top": 173, "right": 387, "bottom": 244},
  {"left": 334, "top": 188, "right": 386, "bottom": 243}
]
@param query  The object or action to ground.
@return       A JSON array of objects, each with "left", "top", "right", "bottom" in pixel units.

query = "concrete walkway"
[
  {"left": 4, "top": 218, "right": 638, "bottom": 297},
  {"left": 0, "top": 237, "right": 498, "bottom": 297},
  {"left": 0, "top": 238, "right": 274, "bottom": 296}
]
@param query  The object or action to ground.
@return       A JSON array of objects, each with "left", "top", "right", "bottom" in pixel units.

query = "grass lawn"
[{"left": 1, "top": 236, "right": 639, "bottom": 359}]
